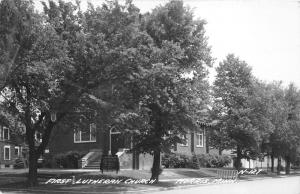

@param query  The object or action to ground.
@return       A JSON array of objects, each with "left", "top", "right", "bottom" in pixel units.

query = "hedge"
[
  {"left": 162, "top": 153, "right": 232, "bottom": 169},
  {"left": 54, "top": 151, "right": 86, "bottom": 169}
]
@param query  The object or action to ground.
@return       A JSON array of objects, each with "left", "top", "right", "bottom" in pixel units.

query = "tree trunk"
[
  {"left": 218, "top": 148, "right": 222, "bottom": 155},
  {"left": 271, "top": 154, "right": 274, "bottom": 172},
  {"left": 285, "top": 156, "right": 291, "bottom": 175},
  {"left": 205, "top": 128, "right": 209, "bottom": 154},
  {"left": 248, "top": 159, "right": 251, "bottom": 169},
  {"left": 236, "top": 145, "right": 242, "bottom": 170},
  {"left": 28, "top": 149, "right": 38, "bottom": 186},
  {"left": 277, "top": 157, "right": 281, "bottom": 175},
  {"left": 150, "top": 149, "right": 161, "bottom": 183}
]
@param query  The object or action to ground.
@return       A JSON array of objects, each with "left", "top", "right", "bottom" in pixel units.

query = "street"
[{"left": 150, "top": 176, "right": 300, "bottom": 194}]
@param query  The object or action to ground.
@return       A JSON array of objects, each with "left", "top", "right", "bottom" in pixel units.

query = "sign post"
[{"left": 100, "top": 155, "right": 120, "bottom": 174}]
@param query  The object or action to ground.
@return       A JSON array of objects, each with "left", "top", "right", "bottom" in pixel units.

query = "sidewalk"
[{"left": 238, "top": 169, "right": 300, "bottom": 181}]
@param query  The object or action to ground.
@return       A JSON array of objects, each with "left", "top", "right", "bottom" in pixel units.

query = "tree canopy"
[
  {"left": 213, "top": 54, "right": 262, "bottom": 168},
  {"left": 0, "top": 0, "right": 213, "bottom": 184},
  {"left": 212, "top": 54, "right": 300, "bottom": 171},
  {"left": 112, "top": 0, "right": 213, "bottom": 181}
]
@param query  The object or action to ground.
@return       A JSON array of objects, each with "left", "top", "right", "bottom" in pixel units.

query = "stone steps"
[{"left": 83, "top": 161, "right": 100, "bottom": 169}]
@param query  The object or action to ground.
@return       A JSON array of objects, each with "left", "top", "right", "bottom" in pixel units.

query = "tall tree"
[
  {"left": 212, "top": 54, "right": 258, "bottom": 170},
  {"left": 279, "top": 84, "right": 300, "bottom": 174},
  {"left": 0, "top": 0, "right": 70, "bottom": 186},
  {"left": 115, "top": 0, "right": 213, "bottom": 181},
  {"left": 259, "top": 82, "right": 300, "bottom": 174},
  {"left": 0, "top": 0, "right": 117, "bottom": 185},
  {"left": 257, "top": 82, "right": 287, "bottom": 172}
]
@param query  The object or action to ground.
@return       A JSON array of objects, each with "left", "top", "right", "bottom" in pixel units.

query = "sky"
[{"left": 34, "top": 0, "right": 300, "bottom": 87}]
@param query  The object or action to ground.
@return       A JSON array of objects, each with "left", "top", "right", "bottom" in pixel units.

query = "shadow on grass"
[
  {"left": 1, "top": 168, "right": 248, "bottom": 193},
  {"left": 0, "top": 172, "right": 178, "bottom": 194}
]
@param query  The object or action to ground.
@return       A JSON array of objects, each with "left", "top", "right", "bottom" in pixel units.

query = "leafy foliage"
[
  {"left": 110, "top": 0, "right": 213, "bottom": 181},
  {"left": 212, "top": 61, "right": 300, "bottom": 172},
  {"left": 162, "top": 153, "right": 232, "bottom": 169},
  {"left": 54, "top": 151, "right": 86, "bottom": 169},
  {"left": 0, "top": 0, "right": 213, "bottom": 184},
  {"left": 212, "top": 54, "right": 258, "bottom": 168}
]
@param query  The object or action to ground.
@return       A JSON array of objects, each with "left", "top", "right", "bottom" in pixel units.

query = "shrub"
[
  {"left": 195, "top": 154, "right": 208, "bottom": 167},
  {"left": 209, "top": 154, "right": 231, "bottom": 168},
  {"left": 13, "top": 158, "right": 25, "bottom": 169},
  {"left": 220, "top": 155, "right": 232, "bottom": 167},
  {"left": 54, "top": 151, "right": 86, "bottom": 169},
  {"left": 162, "top": 153, "right": 232, "bottom": 169},
  {"left": 162, "top": 153, "right": 191, "bottom": 168},
  {"left": 41, "top": 153, "right": 55, "bottom": 168},
  {"left": 162, "top": 153, "right": 181, "bottom": 168},
  {"left": 188, "top": 155, "right": 200, "bottom": 169},
  {"left": 291, "top": 165, "right": 300, "bottom": 170},
  {"left": 277, "top": 164, "right": 285, "bottom": 171},
  {"left": 176, "top": 154, "right": 190, "bottom": 168}
]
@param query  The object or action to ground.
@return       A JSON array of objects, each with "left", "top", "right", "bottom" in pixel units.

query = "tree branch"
[
  {"left": 0, "top": 45, "right": 20, "bottom": 92},
  {"left": 33, "top": 112, "right": 46, "bottom": 131}
]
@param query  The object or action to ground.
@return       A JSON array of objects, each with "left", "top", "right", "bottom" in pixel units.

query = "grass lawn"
[
  {"left": 0, "top": 168, "right": 217, "bottom": 193},
  {"left": 0, "top": 168, "right": 215, "bottom": 181},
  {"left": 1, "top": 167, "right": 297, "bottom": 193},
  {"left": 0, "top": 168, "right": 216, "bottom": 190}
]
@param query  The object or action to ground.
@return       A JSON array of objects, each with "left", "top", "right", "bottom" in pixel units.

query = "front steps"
[
  {"left": 83, "top": 161, "right": 100, "bottom": 169},
  {"left": 81, "top": 149, "right": 102, "bottom": 169},
  {"left": 81, "top": 149, "right": 152, "bottom": 170}
]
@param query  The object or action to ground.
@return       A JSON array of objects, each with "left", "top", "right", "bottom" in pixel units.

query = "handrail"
[{"left": 80, "top": 150, "right": 102, "bottom": 168}]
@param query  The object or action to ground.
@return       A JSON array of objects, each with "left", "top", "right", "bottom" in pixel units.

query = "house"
[
  {"left": 0, "top": 125, "right": 27, "bottom": 168},
  {"left": 48, "top": 120, "right": 216, "bottom": 170}
]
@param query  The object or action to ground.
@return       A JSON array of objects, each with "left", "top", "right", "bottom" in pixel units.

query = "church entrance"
[{"left": 111, "top": 133, "right": 125, "bottom": 155}]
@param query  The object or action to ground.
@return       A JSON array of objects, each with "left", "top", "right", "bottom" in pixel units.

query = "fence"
[{"left": 216, "top": 169, "right": 238, "bottom": 180}]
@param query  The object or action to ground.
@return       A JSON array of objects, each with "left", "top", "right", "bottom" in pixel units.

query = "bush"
[
  {"left": 176, "top": 154, "right": 190, "bottom": 168},
  {"left": 162, "top": 153, "right": 192, "bottom": 168},
  {"left": 195, "top": 154, "right": 231, "bottom": 168},
  {"left": 215, "top": 155, "right": 232, "bottom": 167},
  {"left": 54, "top": 151, "right": 86, "bottom": 169},
  {"left": 277, "top": 164, "right": 285, "bottom": 171},
  {"left": 164, "top": 153, "right": 232, "bottom": 169},
  {"left": 162, "top": 153, "right": 232, "bottom": 169},
  {"left": 291, "top": 165, "right": 300, "bottom": 170},
  {"left": 188, "top": 155, "right": 201, "bottom": 169},
  {"left": 13, "top": 158, "right": 25, "bottom": 169},
  {"left": 42, "top": 153, "right": 55, "bottom": 168},
  {"left": 162, "top": 153, "right": 181, "bottom": 168}
]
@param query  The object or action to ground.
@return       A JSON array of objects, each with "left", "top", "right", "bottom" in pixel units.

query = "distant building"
[{"left": 0, "top": 125, "right": 27, "bottom": 168}]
